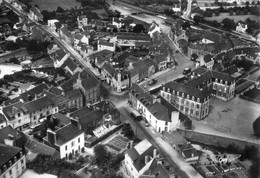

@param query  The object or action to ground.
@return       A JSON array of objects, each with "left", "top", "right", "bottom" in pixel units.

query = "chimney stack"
[
  {"left": 145, "top": 155, "right": 149, "bottom": 164},
  {"left": 70, "top": 117, "right": 81, "bottom": 130},
  {"left": 153, "top": 149, "right": 157, "bottom": 158},
  {"left": 47, "top": 129, "right": 56, "bottom": 145}
]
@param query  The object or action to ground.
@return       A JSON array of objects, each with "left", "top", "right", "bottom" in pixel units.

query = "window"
[
  {"left": 196, "top": 111, "right": 199, "bottom": 116},
  {"left": 18, "top": 113, "right": 21, "bottom": 117},
  {"left": 71, "top": 141, "right": 75, "bottom": 147},
  {"left": 9, "top": 169, "right": 12, "bottom": 175},
  {"left": 78, "top": 137, "right": 80, "bottom": 143},
  {"left": 185, "top": 108, "right": 189, "bottom": 113},
  {"left": 196, "top": 104, "right": 200, "bottom": 109},
  {"left": 16, "top": 164, "right": 18, "bottom": 170},
  {"left": 21, "top": 159, "right": 24, "bottom": 164},
  {"left": 181, "top": 99, "right": 184, "bottom": 104},
  {"left": 65, "top": 145, "right": 67, "bottom": 150},
  {"left": 186, "top": 101, "right": 189, "bottom": 106}
]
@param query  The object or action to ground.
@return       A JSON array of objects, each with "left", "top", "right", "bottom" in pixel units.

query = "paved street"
[{"left": 109, "top": 93, "right": 202, "bottom": 178}]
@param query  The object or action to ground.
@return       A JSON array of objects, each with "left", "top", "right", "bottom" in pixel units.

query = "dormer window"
[
  {"left": 20, "top": 151, "right": 23, "bottom": 157},
  {"left": 192, "top": 96, "right": 195, "bottom": 101},
  {"left": 177, "top": 92, "right": 179, "bottom": 96},
  {"left": 187, "top": 95, "right": 190, "bottom": 99},
  {"left": 14, "top": 156, "right": 17, "bottom": 162},
  {"left": 197, "top": 98, "right": 200, "bottom": 102},
  {"left": 220, "top": 80, "right": 223, "bottom": 84},
  {"left": 172, "top": 90, "right": 175, "bottom": 95},
  {"left": 163, "top": 87, "right": 165, "bottom": 91},
  {"left": 182, "top": 93, "right": 184, "bottom": 97},
  {"left": 167, "top": 88, "right": 170, "bottom": 93},
  {"left": 225, "top": 81, "right": 228, "bottom": 85},
  {"left": 9, "top": 160, "right": 12, "bottom": 167},
  {"left": 215, "top": 78, "right": 218, "bottom": 82}
]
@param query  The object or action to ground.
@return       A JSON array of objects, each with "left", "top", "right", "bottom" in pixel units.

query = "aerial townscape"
[{"left": 0, "top": 0, "right": 260, "bottom": 177}]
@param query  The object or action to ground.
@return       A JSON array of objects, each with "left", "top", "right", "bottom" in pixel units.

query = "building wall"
[
  {"left": 212, "top": 80, "right": 235, "bottom": 101},
  {"left": 30, "top": 106, "right": 58, "bottom": 126},
  {"left": 1, "top": 155, "right": 26, "bottom": 178},
  {"left": 160, "top": 90, "right": 209, "bottom": 120},
  {"left": 59, "top": 133, "right": 84, "bottom": 159},
  {"left": 98, "top": 44, "right": 115, "bottom": 52},
  {"left": 5, "top": 112, "right": 30, "bottom": 131},
  {"left": 124, "top": 154, "right": 138, "bottom": 178}
]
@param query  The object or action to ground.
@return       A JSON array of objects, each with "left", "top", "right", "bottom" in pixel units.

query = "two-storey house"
[{"left": 43, "top": 123, "right": 84, "bottom": 159}]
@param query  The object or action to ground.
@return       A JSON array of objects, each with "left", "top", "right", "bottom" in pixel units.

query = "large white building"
[
  {"left": 129, "top": 84, "right": 192, "bottom": 133},
  {"left": 0, "top": 144, "right": 26, "bottom": 178},
  {"left": 44, "top": 123, "right": 84, "bottom": 159}
]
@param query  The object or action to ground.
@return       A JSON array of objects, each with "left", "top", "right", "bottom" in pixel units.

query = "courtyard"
[{"left": 193, "top": 96, "right": 260, "bottom": 143}]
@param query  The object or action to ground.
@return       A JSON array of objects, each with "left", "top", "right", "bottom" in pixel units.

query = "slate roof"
[
  {"left": 70, "top": 107, "right": 93, "bottom": 118},
  {"left": 49, "top": 86, "right": 64, "bottom": 96},
  {"left": 52, "top": 113, "right": 71, "bottom": 127},
  {"left": 24, "top": 96, "right": 53, "bottom": 113},
  {"left": 88, "top": 49, "right": 113, "bottom": 59},
  {"left": 3, "top": 102, "right": 28, "bottom": 121},
  {"left": 103, "top": 63, "right": 116, "bottom": 76},
  {"left": 65, "top": 89, "right": 82, "bottom": 100},
  {"left": 117, "top": 32, "right": 150, "bottom": 41},
  {"left": 181, "top": 144, "right": 199, "bottom": 159},
  {"left": 0, "top": 113, "right": 6, "bottom": 124},
  {"left": 99, "top": 40, "right": 114, "bottom": 47},
  {"left": 126, "top": 139, "right": 154, "bottom": 171},
  {"left": 55, "top": 124, "right": 83, "bottom": 146},
  {"left": 0, "top": 125, "right": 22, "bottom": 144},
  {"left": 162, "top": 82, "right": 210, "bottom": 101},
  {"left": 77, "top": 110, "right": 104, "bottom": 132},
  {"left": 5, "top": 83, "right": 49, "bottom": 106},
  {"left": 81, "top": 75, "right": 99, "bottom": 90},
  {"left": 0, "top": 144, "right": 22, "bottom": 168},
  {"left": 26, "top": 140, "right": 59, "bottom": 157},
  {"left": 61, "top": 58, "right": 78, "bottom": 72},
  {"left": 131, "top": 84, "right": 154, "bottom": 107}
]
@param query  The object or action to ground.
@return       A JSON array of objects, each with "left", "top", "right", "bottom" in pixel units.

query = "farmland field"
[
  {"left": 205, "top": 13, "right": 259, "bottom": 23},
  {"left": 30, "top": 0, "right": 81, "bottom": 11}
]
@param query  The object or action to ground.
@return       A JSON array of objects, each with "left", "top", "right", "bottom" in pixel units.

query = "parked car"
[
  {"left": 148, "top": 79, "right": 157, "bottom": 85},
  {"left": 182, "top": 68, "right": 191, "bottom": 75}
]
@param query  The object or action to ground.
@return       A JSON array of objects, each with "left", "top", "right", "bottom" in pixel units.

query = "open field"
[
  {"left": 193, "top": 96, "right": 260, "bottom": 143},
  {"left": 205, "top": 13, "right": 259, "bottom": 23},
  {"left": 30, "top": 0, "right": 81, "bottom": 11}
]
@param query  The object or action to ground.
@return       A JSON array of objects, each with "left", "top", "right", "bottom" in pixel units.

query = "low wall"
[{"left": 177, "top": 129, "right": 260, "bottom": 152}]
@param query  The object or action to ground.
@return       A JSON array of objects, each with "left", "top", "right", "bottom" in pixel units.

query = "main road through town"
[{"left": 109, "top": 92, "right": 203, "bottom": 178}]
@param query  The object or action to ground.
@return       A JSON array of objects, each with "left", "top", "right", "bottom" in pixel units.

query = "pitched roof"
[
  {"left": 126, "top": 139, "right": 154, "bottom": 171},
  {"left": 65, "top": 89, "right": 83, "bottom": 100},
  {"left": 131, "top": 84, "right": 154, "bottom": 107},
  {"left": 3, "top": 102, "right": 28, "bottom": 121},
  {"left": 5, "top": 83, "right": 49, "bottom": 106},
  {"left": 0, "top": 144, "right": 22, "bottom": 168},
  {"left": 61, "top": 58, "right": 78, "bottom": 72},
  {"left": 24, "top": 96, "right": 53, "bottom": 113},
  {"left": 181, "top": 144, "right": 199, "bottom": 159},
  {"left": 88, "top": 49, "right": 113, "bottom": 59},
  {"left": 103, "top": 63, "right": 116, "bottom": 76},
  {"left": 0, "top": 125, "right": 22, "bottom": 144},
  {"left": 162, "top": 81, "right": 210, "bottom": 101},
  {"left": 0, "top": 113, "right": 6, "bottom": 124},
  {"left": 81, "top": 74, "right": 99, "bottom": 90},
  {"left": 99, "top": 40, "right": 114, "bottom": 47},
  {"left": 70, "top": 106, "right": 93, "bottom": 118},
  {"left": 48, "top": 86, "right": 63, "bottom": 96},
  {"left": 55, "top": 124, "right": 83, "bottom": 146},
  {"left": 52, "top": 113, "right": 71, "bottom": 127},
  {"left": 77, "top": 110, "right": 104, "bottom": 131}
]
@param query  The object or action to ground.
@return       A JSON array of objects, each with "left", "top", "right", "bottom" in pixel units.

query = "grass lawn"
[
  {"left": 205, "top": 13, "right": 259, "bottom": 23},
  {"left": 30, "top": 0, "right": 81, "bottom": 11}
]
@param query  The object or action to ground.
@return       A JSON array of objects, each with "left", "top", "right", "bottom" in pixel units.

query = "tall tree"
[{"left": 133, "top": 24, "right": 145, "bottom": 33}]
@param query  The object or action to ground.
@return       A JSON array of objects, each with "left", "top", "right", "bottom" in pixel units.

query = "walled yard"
[
  {"left": 192, "top": 96, "right": 260, "bottom": 143},
  {"left": 30, "top": 0, "right": 81, "bottom": 11}
]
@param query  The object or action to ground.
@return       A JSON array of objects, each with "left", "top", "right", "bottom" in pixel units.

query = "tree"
[
  {"left": 56, "top": 6, "right": 65, "bottom": 13},
  {"left": 253, "top": 116, "right": 260, "bottom": 137},
  {"left": 181, "top": 21, "right": 191, "bottom": 30},
  {"left": 133, "top": 24, "right": 145, "bottom": 33},
  {"left": 229, "top": 10, "right": 234, "bottom": 16},
  {"left": 191, "top": 53, "right": 198, "bottom": 61},
  {"left": 94, "top": 144, "right": 110, "bottom": 166},
  {"left": 193, "top": 15, "right": 203, "bottom": 24},
  {"left": 9, "top": 57, "right": 20, "bottom": 64},
  {"left": 221, "top": 18, "right": 236, "bottom": 31},
  {"left": 55, "top": 21, "right": 62, "bottom": 38}
]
